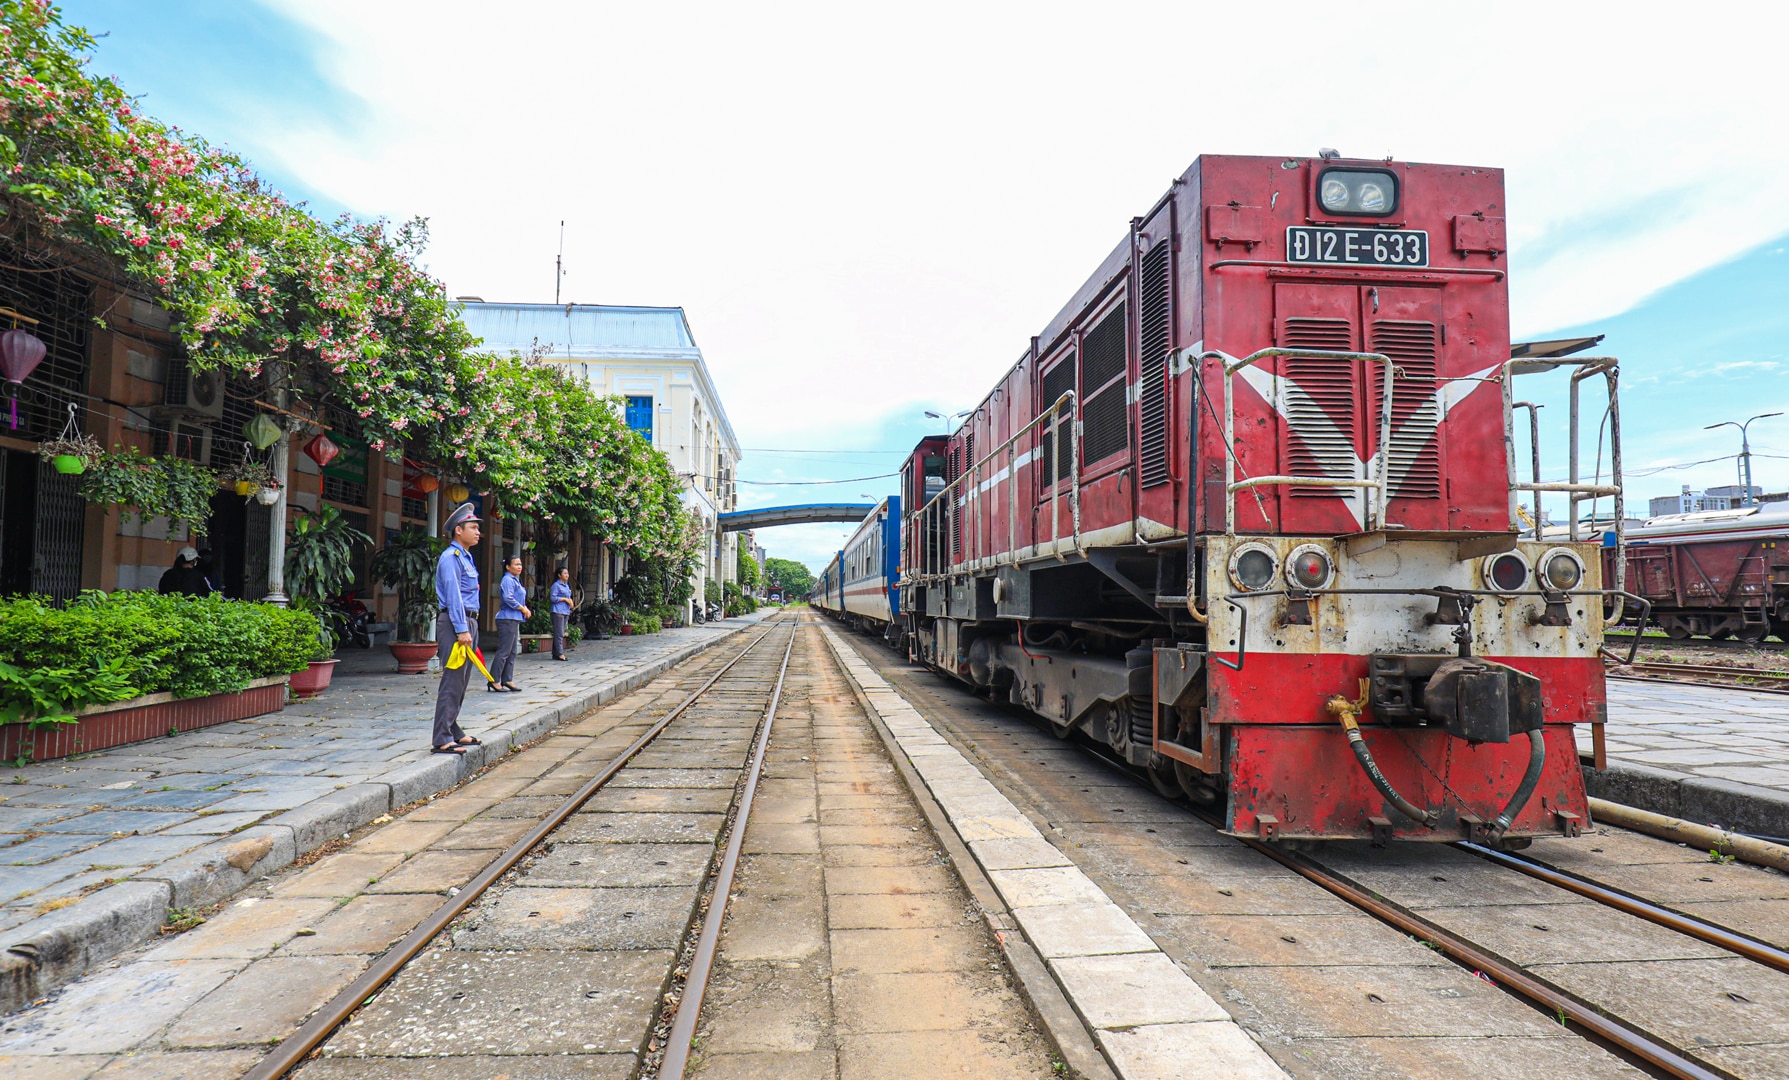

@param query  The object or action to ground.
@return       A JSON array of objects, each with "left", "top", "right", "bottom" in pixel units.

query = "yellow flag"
[{"left": 445, "top": 641, "right": 495, "bottom": 683}]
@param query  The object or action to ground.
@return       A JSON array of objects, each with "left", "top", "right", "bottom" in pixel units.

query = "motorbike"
[{"left": 330, "top": 590, "right": 373, "bottom": 649}]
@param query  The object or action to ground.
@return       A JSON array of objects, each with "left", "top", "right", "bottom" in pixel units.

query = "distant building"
[
  {"left": 457, "top": 302, "right": 741, "bottom": 623},
  {"left": 1648, "top": 484, "right": 1763, "bottom": 518}
]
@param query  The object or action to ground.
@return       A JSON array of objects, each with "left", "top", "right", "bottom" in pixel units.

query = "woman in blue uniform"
[
  {"left": 549, "top": 566, "right": 574, "bottom": 661},
  {"left": 490, "top": 555, "right": 531, "bottom": 692}
]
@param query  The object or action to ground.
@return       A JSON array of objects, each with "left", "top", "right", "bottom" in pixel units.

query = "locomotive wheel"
[
  {"left": 1104, "top": 703, "right": 1131, "bottom": 757},
  {"left": 1709, "top": 628, "right": 1734, "bottom": 641},
  {"left": 1664, "top": 622, "right": 1691, "bottom": 640},
  {"left": 1146, "top": 756, "right": 1181, "bottom": 801},
  {"left": 1173, "top": 760, "right": 1220, "bottom": 805},
  {"left": 1739, "top": 624, "right": 1769, "bottom": 643}
]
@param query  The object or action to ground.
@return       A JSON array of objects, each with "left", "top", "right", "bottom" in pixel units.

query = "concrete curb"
[
  {"left": 1584, "top": 761, "right": 1789, "bottom": 838},
  {"left": 818, "top": 626, "right": 1289, "bottom": 1080},
  {"left": 0, "top": 623, "right": 754, "bottom": 1015}
]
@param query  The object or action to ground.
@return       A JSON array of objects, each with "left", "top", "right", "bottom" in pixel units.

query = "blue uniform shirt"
[
  {"left": 435, "top": 541, "right": 480, "bottom": 635},
  {"left": 550, "top": 580, "right": 573, "bottom": 615},
  {"left": 496, "top": 573, "right": 527, "bottom": 622}
]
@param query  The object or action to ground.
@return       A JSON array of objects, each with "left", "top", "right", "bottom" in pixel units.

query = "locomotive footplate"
[{"left": 1368, "top": 653, "right": 1544, "bottom": 744}]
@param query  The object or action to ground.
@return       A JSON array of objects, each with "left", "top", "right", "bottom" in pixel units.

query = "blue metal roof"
[
  {"left": 718, "top": 504, "right": 876, "bottom": 532},
  {"left": 456, "top": 302, "right": 702, "bottom": 361}
]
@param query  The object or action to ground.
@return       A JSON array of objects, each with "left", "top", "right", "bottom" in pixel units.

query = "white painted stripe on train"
[{"left": 819, "top": 626, "right": 1289, "bottom": 1080}]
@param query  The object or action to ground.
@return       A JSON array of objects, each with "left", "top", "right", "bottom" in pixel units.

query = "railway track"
[
  {"left": 244, "top": 615, "right": 799, "bottom": 1080},
  {"left": 835, "top": 633, "right": 1789, "bottom": 1080},
  {"left": 1609, "top": 660, "right": 1789, "bottom": 694}
]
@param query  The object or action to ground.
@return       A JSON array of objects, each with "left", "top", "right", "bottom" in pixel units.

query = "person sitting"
[{"left": 158, "top": 546, "right": 212, "bottom": 597}]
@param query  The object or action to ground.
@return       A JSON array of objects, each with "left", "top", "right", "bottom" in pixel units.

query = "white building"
[
  {"left": 456, "top": 301, "right": 741, "bottom": 621},
  {"left": 1648, "top": 484, "right": 1763, "bottom": 519}
]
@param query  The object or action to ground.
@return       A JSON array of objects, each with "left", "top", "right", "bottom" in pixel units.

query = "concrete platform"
[
  {"left": 1586, "top": 679, "right": 1789, "bottom": 836},
  {"left": 0, "top": 612, "right": 771, "bottom": 1013}
]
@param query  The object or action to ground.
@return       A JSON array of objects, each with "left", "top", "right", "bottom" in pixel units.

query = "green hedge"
[{"left": 0, "top": 592, "right": 318, "bottom": 724}]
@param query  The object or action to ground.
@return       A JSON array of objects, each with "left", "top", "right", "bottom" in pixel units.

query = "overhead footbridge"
[{"left": 717, "top": 503, "right": 875, "bottom": 532}]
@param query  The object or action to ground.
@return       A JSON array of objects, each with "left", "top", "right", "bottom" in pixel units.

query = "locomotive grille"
[
  {"left": 1137, "top": 242, "right": 1172, "bottom": 487},
  {"left": 1281, "top": 318, "right": 1359, "bottom": 497},
  {"left": 1038, "top": 355, "right": 1075, "bottom": 489},
  {"left": 1370, "top": 320, "right": 1441, "bottom": 499},
  {"left": 1080, "top": 304, "right": 1129, "bottom": 465}
]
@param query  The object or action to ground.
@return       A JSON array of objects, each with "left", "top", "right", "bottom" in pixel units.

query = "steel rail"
[
  {"left": 1236, "top": 837, "right": 1732, "bottom": 1080},
  {"left": 1457, "top": 841, "right": 1789, "bottom": 975},
  {"left": 242, "top": 619, "right": 793, "bottom": 1080},
  {"left": 1070, "top": 734, "right": 1735, "bottom": 1080},
  {"left": 657, "top": 619, "right": 799, "bottom": 1079}
]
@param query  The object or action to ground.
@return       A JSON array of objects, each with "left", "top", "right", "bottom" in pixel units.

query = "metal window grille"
[
  {"left": 1079, "top": 304, "right": 1129, "bottom": 465},
  {"left": 1370, "top": 320, "right": 1441, "bottom": 499},
  {"left": 1137, "top": 243, "right": 1173, "bottom": 487},
  {"left": 1038, "top": 355, "right": 1075, "bottom": 490}
]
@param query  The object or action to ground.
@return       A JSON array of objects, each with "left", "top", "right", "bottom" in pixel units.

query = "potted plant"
[
  {"left": 371, "top": 525, "right": 445, "bottom": 674},
  {"left": 218, "top": 457, "right": 275, "bottom": 498},
  {"left": 283, "top": 505, "right": 371, "bottom": 694},
  {"left": 36, "top": 431, "right": 102, "bottom": 476},
  {"left": 285, "top": 599, "right": 340, "bottom": 699}
]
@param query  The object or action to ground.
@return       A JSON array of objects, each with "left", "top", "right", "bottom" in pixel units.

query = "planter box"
[
  {"left": 518, "top": 634, "right": 576, "bottom": 654},
  {"left": 0, "top": 676, "right": 290, "bottom": 764}
]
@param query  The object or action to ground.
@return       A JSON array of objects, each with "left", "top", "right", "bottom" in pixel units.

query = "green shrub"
[{"left": 0, "top": 592, "right": 316, "bottom": 723}]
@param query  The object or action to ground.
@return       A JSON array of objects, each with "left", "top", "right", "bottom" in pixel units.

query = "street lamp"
[
  {"left": 923, "top": 409, "right": 971, "bottom": 421},
  {"left": 1704, "top": 412, "right": 1781, "bottom": 507}
]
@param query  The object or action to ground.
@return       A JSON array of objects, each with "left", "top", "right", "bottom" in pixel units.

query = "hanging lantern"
[
  {"left": 445, "top": 482, "right": 470, "bottom": 503},
  {"left": 244, "top": 413, "right": 282, "bottom": 450},
  {"left": 303, "top": 431, "right": 340, "bottom": 469},
  {"left": 255, "top": 482, "right": 282, "bottom": 506},
  {"left": 416, "top": 474, "right": 440, "bottom": 493},
  {"left": 0, "top": 329, "right": 46, "bottom": 431}
]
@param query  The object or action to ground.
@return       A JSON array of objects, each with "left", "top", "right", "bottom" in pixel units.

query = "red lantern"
[
  {"left": 304, "top": 432, "right": 340, "bottom": 468},
  {"left": 0, "top": 329, "right": 46, "bottom": 431},
  {"left": 417, "top": 474, "right": 440, "bottom": 493}
]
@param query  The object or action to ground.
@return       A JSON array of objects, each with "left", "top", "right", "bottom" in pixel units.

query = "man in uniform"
[{"left": 433, "top": 502, "right": 484, "bottom": 754}]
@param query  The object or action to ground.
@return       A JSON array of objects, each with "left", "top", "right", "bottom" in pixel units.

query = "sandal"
[
  {"left": 456, "top": 736, "right": 482, "bottom": 746},
  {"left": 433, "top": 744, "right": 468, "bottom": 755}
]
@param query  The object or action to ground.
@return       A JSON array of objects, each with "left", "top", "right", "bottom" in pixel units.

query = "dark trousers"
[
  {"left": 551, "top": 612, "right": 568, "bottom": 658},
  {"left": 493, "top": 620, "right": 521, "bottom": 684},
  {"left": 432, "top": 614, "right": 470, "bottom": 748}
]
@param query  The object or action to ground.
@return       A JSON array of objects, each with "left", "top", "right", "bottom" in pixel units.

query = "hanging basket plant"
[
  {"left": 217, "top": 456, "right": 275, "bottom": 495},
  {"left": 35, "top": 403, "right": 100, "bottom": 475},
  {"left": 79, "top": 448, "right": 219, "bottom": 537},
  {"left": 37, "top": 432, "right": 103, "bottom": 476}
]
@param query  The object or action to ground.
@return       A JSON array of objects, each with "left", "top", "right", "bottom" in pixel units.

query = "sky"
[{"left": 60, "top": 0, "right": 1789, "bottom": 569}]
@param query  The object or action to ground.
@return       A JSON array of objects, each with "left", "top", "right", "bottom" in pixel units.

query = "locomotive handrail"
[
  {"left": 903, "top": 390, "right": 1079, "bottom": 588},
  {"left": 1208, "top": 259, "right": 1506, "bottom": 282},
  {"left": 1500, "top": 356, "right": 1625, "bottom": 625},
  {"left": 1207, "top": 347, "right": 1396, "bottom": 536}
]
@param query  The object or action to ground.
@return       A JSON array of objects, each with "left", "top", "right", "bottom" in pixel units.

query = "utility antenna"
[{"left": 554, "top": 220, "right": 565, "bottom": 305}]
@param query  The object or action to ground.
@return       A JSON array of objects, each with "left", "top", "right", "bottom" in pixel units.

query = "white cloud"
[{"left": 228, "top": 0, "right": 1789, "bottom": 564}]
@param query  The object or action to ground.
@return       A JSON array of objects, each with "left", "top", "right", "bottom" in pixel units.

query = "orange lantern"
[{"left": 417, "top": 474, "right": 440, "bottom": 493}]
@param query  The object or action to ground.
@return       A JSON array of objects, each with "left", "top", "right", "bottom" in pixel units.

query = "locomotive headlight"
[
  {"left": 1482, "top": 551, "right": 1531, "bottom": 594},
  {"left": 1539, "top": 549, "right": 1584, "bottom": 592},
  {"left": 1315, "top": 168, "right": 1400, "bottom": 216},
  {"left": 1230, "top": 544, "right": 1279, "bottom": 592},
  {"left": 1287, "top": 544, "right": 1334, "bottom": 590}
]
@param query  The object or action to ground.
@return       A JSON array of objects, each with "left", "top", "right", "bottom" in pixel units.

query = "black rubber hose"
[
  {"left": 1492, "top": 728, "right": 1547, "bottom": 835},
  {"left": 1344, "top": 728, "right": 1440, "bottom": 827}
]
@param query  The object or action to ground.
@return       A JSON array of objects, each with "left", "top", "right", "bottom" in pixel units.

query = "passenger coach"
[
  {"left": 812, "top": 497, "right": 903, "bottom": 645},
  {"left": 897, "top": 152, "right": 1637, "bottom": 845}
]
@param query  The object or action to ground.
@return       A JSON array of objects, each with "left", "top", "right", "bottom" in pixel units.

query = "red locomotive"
[{"left": 898, "top": 152, "right": 1635, "bottom": 844}]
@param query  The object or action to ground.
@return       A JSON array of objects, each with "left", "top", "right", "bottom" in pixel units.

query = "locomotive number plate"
[{"left": 1287, "top": 226, "right": 1428, "bottom": 267}]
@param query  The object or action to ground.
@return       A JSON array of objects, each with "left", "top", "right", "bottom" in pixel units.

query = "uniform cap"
[{"left": 444, "top": 501, "right": 479, "bottom": 533}]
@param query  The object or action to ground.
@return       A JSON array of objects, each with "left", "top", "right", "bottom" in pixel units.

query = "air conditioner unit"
[{"left": 161, "top": 359, "right": 226, "bottom": 421}]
